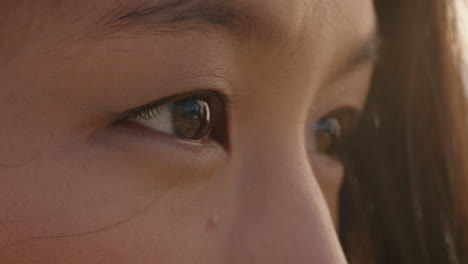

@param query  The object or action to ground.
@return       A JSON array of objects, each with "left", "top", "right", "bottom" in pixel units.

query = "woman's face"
[{"left": 0, "top": 0, "right": 376, "bottom": 263}]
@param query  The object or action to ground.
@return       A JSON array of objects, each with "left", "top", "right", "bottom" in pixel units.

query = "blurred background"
[
  {"left": 457, "top": 0, "right": 467, "bottom": 91},
  {"left": 458, "top": 0, "right": 467, "bottom": 60}
]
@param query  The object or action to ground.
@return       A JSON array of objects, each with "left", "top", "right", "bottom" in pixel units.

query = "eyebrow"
[
  {"left": 91, "top": 0, "right": 379, "bottom": 72},
  {"left": 93, "top": 0, "right": 261, "bottom": 39}
]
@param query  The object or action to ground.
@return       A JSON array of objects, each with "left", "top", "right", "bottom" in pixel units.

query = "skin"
[{"left": 0, "top": 0, "right": 376, "bottom": 263}]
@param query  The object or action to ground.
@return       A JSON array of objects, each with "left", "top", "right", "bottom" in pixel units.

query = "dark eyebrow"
[
  {"left": 89, "top": 0, "right": 379, "bottom": 74},
  {"left": 91, "top": 0, "right": 261, "bottom": 39}
]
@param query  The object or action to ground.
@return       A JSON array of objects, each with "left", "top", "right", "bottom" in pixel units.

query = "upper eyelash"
[{"left": 117, "top": 89, "right": 231, "bottom": 122}]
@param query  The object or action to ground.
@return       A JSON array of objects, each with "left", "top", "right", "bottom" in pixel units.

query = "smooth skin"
[{"left": 0, "top": 0, "right": 376, "bottom": 263}]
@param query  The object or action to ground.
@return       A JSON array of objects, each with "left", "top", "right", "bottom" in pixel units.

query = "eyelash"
[{"left": 119, "top": 90, "right": 230, "bottom": 121}]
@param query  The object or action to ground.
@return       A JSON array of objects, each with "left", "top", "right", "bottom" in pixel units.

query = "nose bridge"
[{"left": 225, "top": 139, "right": 347, "bottom": 263}]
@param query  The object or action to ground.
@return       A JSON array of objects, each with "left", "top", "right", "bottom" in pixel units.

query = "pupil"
[{"left": 172, "top": 100, "right": 211, "bottom": 140}]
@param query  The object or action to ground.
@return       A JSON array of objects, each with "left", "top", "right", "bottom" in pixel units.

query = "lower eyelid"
[
  {"left": 108, "top": 120, "right": 221, "bottom": 152},
  {"left": 89, "top": 122, "right": 227, "bottom": 184},
  {"left": 309, "top": 152, "right": 344, "bottom": 179}
]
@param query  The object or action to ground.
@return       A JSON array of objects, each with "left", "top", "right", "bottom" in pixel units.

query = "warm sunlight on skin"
[
  {"left": 0, "top": 0, "right": 376, "bottom": 263},
  {"left": 457, "top": 0, "right": 468, "bottom": 63}
]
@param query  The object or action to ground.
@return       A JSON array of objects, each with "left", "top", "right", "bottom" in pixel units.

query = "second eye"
[{"left": 310, "top": 108, "right": 359, "bottom": 159}]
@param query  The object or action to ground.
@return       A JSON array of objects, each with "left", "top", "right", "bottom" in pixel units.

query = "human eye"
[
  {"left": 310, "top": 107, "right": 360, "bottom": 159},
  {"left": 117, "top": 90, "right": 229, "bottom": 146}
]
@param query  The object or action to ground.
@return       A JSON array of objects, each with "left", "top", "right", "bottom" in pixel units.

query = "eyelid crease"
[{"left": 116, "top": 89, "right": 232, "bottom": 122}]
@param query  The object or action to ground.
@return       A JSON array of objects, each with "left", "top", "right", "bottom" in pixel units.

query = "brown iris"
[{"left": 172, "top": 99, "right": 211, "bottom": 140}]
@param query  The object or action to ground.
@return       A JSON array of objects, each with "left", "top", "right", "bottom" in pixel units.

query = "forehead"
[
  {"left": 1, "top": 0, "right": 375, "bottom": 38},
  {"left": 0, "top": 0, "right": 375, "bottom": 72}
]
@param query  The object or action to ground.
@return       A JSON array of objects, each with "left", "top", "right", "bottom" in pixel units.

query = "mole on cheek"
[{"left": 206, "top": 214, "right": 220, "bottom": 230}]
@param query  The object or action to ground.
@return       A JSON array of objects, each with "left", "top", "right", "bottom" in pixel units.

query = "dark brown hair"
[{"left": 339, "top": 0, "right": 468, "bottom": 263}]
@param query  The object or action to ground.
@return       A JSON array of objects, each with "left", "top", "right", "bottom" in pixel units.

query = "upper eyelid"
[{"left": 116, "top": 89, "right": 231, "bottom": 121}]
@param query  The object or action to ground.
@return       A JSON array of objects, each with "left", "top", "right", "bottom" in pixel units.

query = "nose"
[{"left": 224, "top": 133, "right": 347, "bottom": 263}]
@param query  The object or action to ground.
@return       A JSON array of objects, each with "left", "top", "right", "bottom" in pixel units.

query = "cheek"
[
  {"left": 0, "top": 135, "right": 225, "bottom": 254},
  {"left": 309, "top": 155, "right": 344, "bottom": 227}
]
